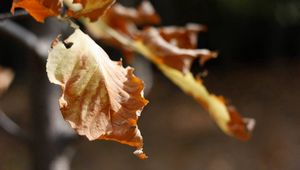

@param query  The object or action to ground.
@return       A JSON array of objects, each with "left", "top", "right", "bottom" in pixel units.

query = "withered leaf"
[
  {"left": 11, "top": 0, "right": 61, "bottom": 22},
  {"left": 105, "top": 1, "right": 160, "bottom": 31},
  {"left": 0, "top": 67, "right": 14, "bottom": 96},
  {"left": 83, "top": 4, "right": 255, "bottom": 140},
  {"left": 86, "top": 1, "right": 160, "bottom": 39},
  {"left": 67, "top": 0, "right": 116, "bottom": 22},
  {"left": 85, "top": 1, "right": 160, "bottom": 62},
  {"left": 158, "top": 23, "right": 207, "bottom": 49},
  {"left": 139, "top": 27, "right": 217, "bottom": 73},
  {"left": 46, "top": 29, "right": 148, "bottom": 159},
  {"left": 133, "top": 41, "right": 254, "bottom": 140}
]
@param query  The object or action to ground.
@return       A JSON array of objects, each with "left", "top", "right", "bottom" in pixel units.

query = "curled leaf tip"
[
  {"left": 227, "top": 107, "right": 255, "bottom": 141},
  {"left": 199, "top": 50, "right": 218, "bottom": 66},
  {"left": 222, "top": 100, "right": 255, "bottom": 141},
  {"left": 134, "top": 148, "right": 148, "bottom": 160}
]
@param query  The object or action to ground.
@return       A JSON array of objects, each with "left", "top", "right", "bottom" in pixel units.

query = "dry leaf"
[
  {"left": 86, "top": 1, "right": 160, "bottom": 39},
  {"left": 85, "top": 1, "right": 160, "bottom": 62},
  {"left": 158, "top": 23, "right": 207, "bottom": 50},
  {"left": 11, "top": 0, "right": 61, "bottom": 22},
  {"left": 67, "top": 0, "right": 116, "bottom": 22},
  {"left": 133, "top": 41, "right": 254, "bottom": 140},
  {"left": 0, "top": 67, "right": 14, "bottom": 96},
  {"left": 139, "top": 27, "right": 217, "bottom": 73},
  {"left": 85, "top": 22, "right": 255, "bottom": 140},
  {"left": 46, "top": 29, "right": 148, "bottom": 159},
  {"left": 105, "top": 1, "right": 160, "bottom": 33},
  {"left": 83, "top": 4, "right": 255, "bottom": 140},
  {"left": 10, "top": 0, "right": 115, "bottom": 22}
]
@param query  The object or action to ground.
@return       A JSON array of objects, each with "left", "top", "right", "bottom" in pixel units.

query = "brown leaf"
[
  {"left": 46, "top": 29, "right": 148, "bottom": 159},
  {"left": 104, "top": 1, "right": 160, "bottom": 39},
  {"left": 11, "top": 0, "right": 61, "bottom": 22},
  {"left": 106, "top": 1, "right": 160, "bottom": 29},
  {"left": 139, "top": 27, "right": 217, "bottom": 73},
  {"left": 84, "top": 9, "right": 255, "bottom": 141},
  {"left": 85, "top": 1, "right": 160, "bottom": 62},
  {"left": 158, "top": 23, "right": 207, "bottom": 49},
  {"left": 132, "top": 42, "right": 254, "bottom": 140},
  {"left": 67, "top": 0, "right": 116, "bottom": 22},
  {"left": 226, "top": 104, "right": 255, "bottom": 140},
  {"left": 0, "top": 67, "right": 14, "bottom": 96}
]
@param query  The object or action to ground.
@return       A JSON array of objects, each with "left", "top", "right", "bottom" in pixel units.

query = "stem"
[
  {"left": 29, "top": 54, "right": 77, "bottom": 170},
  {"left": 0, "top": 20, "right": 48, "bottom": 57},
  {"left": 0, "top": 19, "right": 77, "bottom": 170}
]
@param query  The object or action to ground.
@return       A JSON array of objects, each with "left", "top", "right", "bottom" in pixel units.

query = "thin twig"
[
  {"left": 0, "top": 10, "right": 28, "bottom": 21},
  {"left": 0, "top": 109, "right": 31, "bottom": 143}
]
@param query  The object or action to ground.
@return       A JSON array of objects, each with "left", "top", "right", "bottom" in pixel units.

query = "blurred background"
[{"left": 0, "top": 0, "right": 300, "bottom": 170}]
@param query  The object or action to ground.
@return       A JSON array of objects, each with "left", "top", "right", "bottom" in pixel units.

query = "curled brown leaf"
[
  {"left": 83, "top": 3, "right": 255, "bottom": 140},
  {"left": 86, "top": 1, "right": 160, "bottom": 62},
  {"left": 47, "top": 29, "right": 148, "bottom": 159},
  {"left": 139, "top": 27, "right": 217, "bottom": 73},
  {"left": 158, "top": 23, "right": 207, "bottom": 49}
]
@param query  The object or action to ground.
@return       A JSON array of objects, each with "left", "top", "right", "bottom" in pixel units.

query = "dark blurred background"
[{"left": 0, "top": 0, "right": 300, "bottom": 170}]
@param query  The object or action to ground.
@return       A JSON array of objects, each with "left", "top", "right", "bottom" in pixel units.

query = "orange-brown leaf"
[
  {"left": 104, "top": 1, "right": 160, "bottom": 38},
  {"left": 46, "top": 29, "right": 148, "bottom": 159},
  {"left": 130, "top": 41, "right": 254, "bottom": 140},
  {"left": 139, "top": 27, "right": 217, "bottom": 73},
  {"left": 85, "top": 1, "right": 160, "bottom": 62},
  {"left": 159, "top": 23, "right": 207, "bottom": 49},
  {"left": 106, "top": 1, "right": 160, "bottom": 29},
  {"left": 67, "top": 0, "right": 116, "bottom": 22},
  {"left": 84, "top": 8, "right": 255, "bottom": 141},
  {"left": 226, "top": 104, "right": 255, "bottom": 140},
  {"left": 11, "top": 0, "right": 61, "bottom": 22}
]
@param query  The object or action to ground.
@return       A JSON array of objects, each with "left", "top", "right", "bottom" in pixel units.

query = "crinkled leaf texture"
[
  {"left": 46, "top": 29, "right": 148, "bottom": 159},
  {"left": 139, "top": 27, "right": 217, "bottom": 74}
]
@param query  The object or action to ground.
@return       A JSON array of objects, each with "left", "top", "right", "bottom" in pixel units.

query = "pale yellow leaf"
[{"left": 46, "top": 29, "right": 148, "bottom": 159}]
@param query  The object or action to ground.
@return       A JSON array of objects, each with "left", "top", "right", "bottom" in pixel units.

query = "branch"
[
  {"left": 0, "top": 10, "right": 28, "bottom": 21},
  {"left": 0, "top": 20, "right": 48, "bottom": 58},
  {"left": 0, "top": 109, "right": 31, "bottom": 143}
]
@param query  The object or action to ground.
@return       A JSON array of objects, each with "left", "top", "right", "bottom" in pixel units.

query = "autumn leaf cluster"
[{"left": 8, "top": 0, "right": 255, "bottom": 159}]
